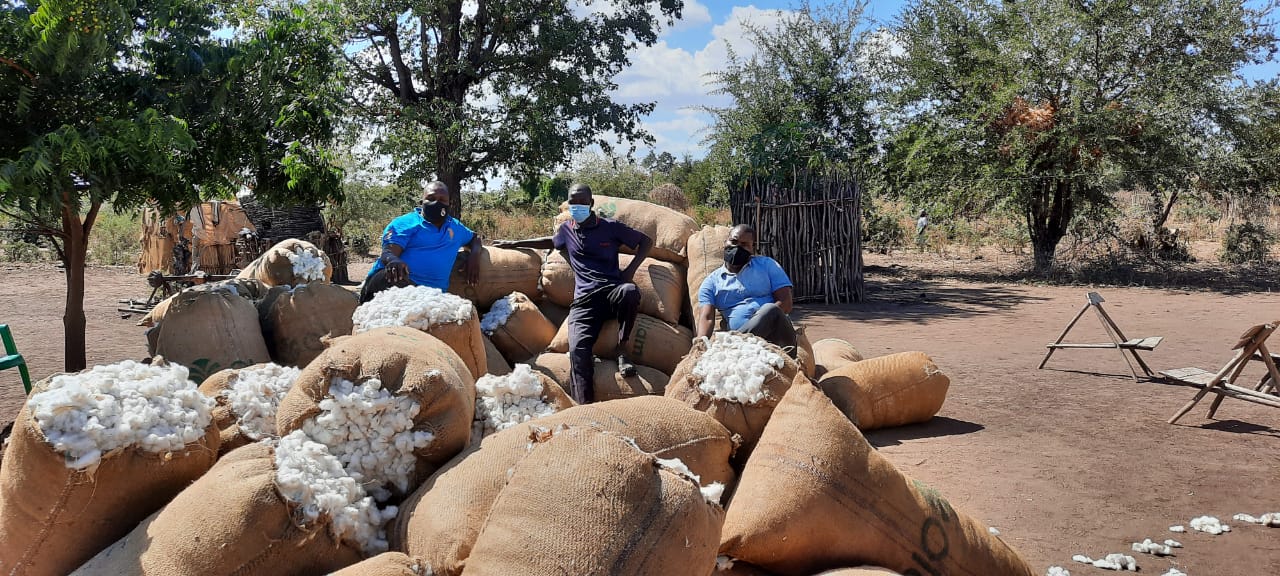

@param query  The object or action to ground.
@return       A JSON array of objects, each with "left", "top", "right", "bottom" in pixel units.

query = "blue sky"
[{"left": 620, "top": 0, "right": 1279, "bottom": 162}]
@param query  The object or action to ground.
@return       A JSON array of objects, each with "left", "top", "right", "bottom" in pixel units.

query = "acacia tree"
[
  {"left": 323, "top": 0, "right": 684, "bottom": 214},
  {"left": 0, "top": 0, "right": 344, "bottom": 371},
  {"left": 884, "top": 0, "right": 1277, "bottom": 271}
]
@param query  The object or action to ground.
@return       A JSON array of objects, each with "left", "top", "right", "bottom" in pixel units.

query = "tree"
[
  {"left": 0, "top": 0, "right": 344, "bottom": 371},
  {"left": 884, "top": 0, "right": 1277, "bottom": 271},
  {"left": 704, "top": 0, "right": 877, "bottom": 186},
  {"left": 325, "top": 0, "right": 684, "bottom": 215},
  {"left": 642, "top": 150, "right": 677, "bottom": 176}
]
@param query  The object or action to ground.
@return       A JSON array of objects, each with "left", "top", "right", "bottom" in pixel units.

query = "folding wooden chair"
[
  {"left": 1165, "top": 320, "right": 1280, "bottom": 424},
  {"left": 1039, "top": 292, "right": 1163, "bottom": 381}
]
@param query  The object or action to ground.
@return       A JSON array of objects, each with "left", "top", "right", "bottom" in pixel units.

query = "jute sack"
[
  {"left": 716, "top": 562, "right": 899, "bottom": 576},
  {"left": 719, "top": 379, "right": 1034, "bottom": 576},
  {"left": 482, "top": 335, "right": 512, "bottom": 376},
  {"left": 137, "top": 278, "right": 267, "bottom": 327},
  {"left": 555, "top": 195, "right": 698, "bottom": 264},
  {"left": 152, "top": 288, "right": 271, "bottom": 384},
  {"left": 330, "top": 552, "right": 429, "bottom": 576},
  {"left": 70, "top": 443, "right": 364, "bottom": 576},
  {"left": 686, "top": 225, "right": 732, "bottom": 303},
  {"left": 812, "top": 338, "right": 863, "bottom": 379},
  {"left": 0, "top": 384, "right": 219, "bottom": 576},
  {"left": 258, "top": 282, "right": 358, "bottom": 367},
  {"left": 197, "top": 365, "right": 295, "bottom": 455},
  {"left": 276, "top": 327, "right": 476, "bottom": 491},
  {"left": 448, "top": 246, "right": 542, "bottom": 309},
  {"left": 536, "top": 299, "right": 569, "bottom": 327},
  {"left": 390, "top": 396, "right": 737, "bottom": 576},
  {"left": 236, "top": 238, "right": 333, "bottom": 287},
  {"left": 486, "top": 292, "right": 556, "bottom": 364},
  {"left": 715, "top": 561, "right": 776, "bottom": 575},
  {"left": 421, "top": 306, "right": 487, "bottom": 382},
  {"left": 547, "top": 313, "right": 694, "bottom": 374},
  {"left": 529, "top": 352, "right": 669, "bottom": 400},
  {"left": 470, "top": 370, "right": 576, "bottom": 447},
  {"left": 665, "top": 336, "right": 801, "bottom": 463},
  {"left": 796, "top": 326, "right": 816, "bottom": 380},
  {"left": 537, "top": 252, "right": 685, "bottom": 324},
  {"left": 817, "top": 352, "right": 950, "bottom": 430},
  {"left": 463, "top": 426, "right": 724, "bottom": 575}
]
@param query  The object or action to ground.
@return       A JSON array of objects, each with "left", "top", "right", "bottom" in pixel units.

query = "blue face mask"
[{"left": 568, "top": 204, "right": 592, "bottom": 223}]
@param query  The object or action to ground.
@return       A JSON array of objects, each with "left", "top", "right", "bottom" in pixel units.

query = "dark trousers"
[
  {"left": 740, "top": 302, "right": 798, "bottom": 358},
  {"left": 358, "top": 267, "right": 413, "bottom": 304},
  {"left": 567, "top": 283, "right": 640, "bottom": 404}
]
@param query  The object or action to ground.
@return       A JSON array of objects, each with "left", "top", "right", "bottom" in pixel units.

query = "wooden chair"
[
  {"left": 1039, "top": 292, "right": 1163, "bottom": 381},
  {"left": 1164, "top": 320, "right": 1280, "bottom": 424}
]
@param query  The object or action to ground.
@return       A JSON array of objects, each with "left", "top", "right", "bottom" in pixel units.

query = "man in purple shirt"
[{"left": 494, "top": 184, "right": 653, "bottom": 404}]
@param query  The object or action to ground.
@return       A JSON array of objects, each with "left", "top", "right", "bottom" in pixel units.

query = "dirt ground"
[{"left": 1, "top": 261, "right": 1277, "bottom": 574}]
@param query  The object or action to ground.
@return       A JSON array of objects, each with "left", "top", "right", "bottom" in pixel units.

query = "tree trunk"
[
  {"left": 1025, "top": 178, "right": 1075, "bottom": 274},
  {"left": 439, "top": 168, "right": 464, "bottom": 217},
  {"left": 60, "top": 197, "right": 99, "bottom": 373}
]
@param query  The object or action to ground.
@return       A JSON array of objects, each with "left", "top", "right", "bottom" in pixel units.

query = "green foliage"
[
  {"left": 1, "top": 240, "right": 46, "bottom": 263},
  {"left": 86, "top": 206, "right": 139, "bottom": 266},
  {"left": 562, "top": 152, "right": 653, "bottom": 200},
  {"left": 862, "top": 202, "right": 907, "bottom": 254},
  {"left": 1220, "top": 222, "right": 1273, "bottom": 263}
]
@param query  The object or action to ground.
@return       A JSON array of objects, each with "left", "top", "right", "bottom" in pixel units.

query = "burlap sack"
[
  {"left": 818, "top": 352, "right": 950, "bottom": 430},
  {"left": 556, "top": 195, "right": 698, "bottom": 264},
  {"left": 463, "top": 426, "right": 724, "bottom": 575},
  {"left": 258, "top": 282, "right": 358, "bottom": 367},
  {"left": 276, "top": 326, "right": 476, "bottom": 492},
  {"left": 719, "top": 379, "right": 1034, "bottom": 576},
  {"left": 796, "top": 326, "right": 816, "bottom": 380},
  {"left": 812, "top": 338, "right": 864, "bottom": 379},
  {"left": 448, "top": 246, "right": 543, "bottom": 308},
  {"left": 486, "top": 292, "right": 556, "bottom": 364},
  {"left": 687, "top": 225, "right": 732, "bottom": 303},
  {"left": 529, "top": 352, "right": 669, "bottom": 400},
  {"left": 390, "top": 396, "right": 736, "bottom": 576},
  {"left": 538, "top": 252, "right": 685, "bottom": 324},
  {"left": 0, "top": 385, "right": 220, "bottom": 576},
  {"left": 816, "top": 569, "right": 902, "bottom": 575},
  {"left": 197, "top": 365, "right": 294, "bottom": 455},
  {"left": 70, "top": 443, "right": 364, "bottom": 576},
  {"left": 536, "top": 299, "right": 569, "bottom": 327},
  {"left": 470, "top": 371, "right": 576, "bottom": 448},
  {"left": 330, "top": 552, "right": 429, "bottom": 576},
  {"left": 152, "top": 288, "right": 271, "bottom": 383},
  {"left": 419, "top": 306, "right": 487, "bottom": 382},
  {"left": 137, "top": 278, "right": 267, "bottom": 327},
  {"left": 665, "top": 336, "right": 801, "bottom": 463},
  {"left": 482, "top": 336, "right": 512, "bottom": 376},
  {"left": 236, "top": 238, "right": 333, "bottom": 287},
  {"left": 548, "top": 313, "right": 693, "bottom": 374}
]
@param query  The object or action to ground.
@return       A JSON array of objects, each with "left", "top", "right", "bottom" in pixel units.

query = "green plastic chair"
[{"left": 1, "top": 324, "right": 32, "bottom": 394}]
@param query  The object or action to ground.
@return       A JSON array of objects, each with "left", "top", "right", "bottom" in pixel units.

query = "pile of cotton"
[
  {"left": 352, "top": 286, "right": 474, "bottom": 333},
  {"left": 1130, "top": 538, "right": 1173, "bottom": 556},
  {"left": 220, "top": 363, "right": 298, "bottom": 441},
  {"left": 299, "top": 377, "right": 435, "bottom": 502},
  {"left": 1233, "top": 512, "right": 1280, "bottom": 526},
  {"left": 286, "top": 246, "right": 328, "bottom": 283},
  {"left": 274, "top": 430, "right": 398, "bottom": 554},
  {"left": 1168, "top": 525, "right": 1186, "bottom": 533},
  {"left": 692, "top": 332, "right": 786, "bottom": 404},
  {"left": 655, "top": 455, "right": 725, "bottom": 506},
  {"left": 474, "top": 364, "right": 560, "bottom": 437},
  {"left": 479, "top": 293, "right": 516, "bottom": 334},
  {"left": 28, "top": 360, "right": 214, "bottom": 469},
  {"left": 1161, "top": 569, "right": 1187, "bottom": 576},
  {"left": 1071, "top": 553, "right": 1136, "bottom": 571},
  {"left": 1189, "top": 515, "right": 1230, "bottom": 535},
  {"left": 1046, "top": 568, "right": 1070, "bottom": 576}
]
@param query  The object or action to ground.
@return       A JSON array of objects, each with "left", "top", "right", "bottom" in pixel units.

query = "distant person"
[
  {"left": 915, "top": 210, "right": 929, "bottom": 250},
  {"left": 493, "top": 184, "right": 654, "bottom": 404},
  {"left": 695, "top": 224, "right": 797, "bottom": 357},
  {"left": 359, "top": 181, "right": 481, "bottom": 303}
]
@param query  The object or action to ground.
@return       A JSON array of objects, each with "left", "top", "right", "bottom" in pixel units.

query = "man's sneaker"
[{"left": 617, "top": 354, "right": 638, "bottom": 377}]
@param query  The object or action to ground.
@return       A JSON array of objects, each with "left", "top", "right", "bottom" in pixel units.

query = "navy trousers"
[{"left": 567, "top": 283, "right": 640, "bottom": 404}]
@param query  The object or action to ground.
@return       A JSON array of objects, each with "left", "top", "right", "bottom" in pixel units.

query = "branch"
[
  {"left": 0, "top": 206, "right": 65, "bottom": 238},
  {"left": 341, "top": 50, "right": 399, "bottom": 94},
  {"left": 0, "top": 56, "right": 36, "bottom": 82},
  {"left": 82, "top": 199, "right": 102, "bottom": 236},
  {"left": 420, "top": 15, "right": 433, "bottom": 89},
  {"left": 384, "top": 20, "right": 419, "bottom": 102}
]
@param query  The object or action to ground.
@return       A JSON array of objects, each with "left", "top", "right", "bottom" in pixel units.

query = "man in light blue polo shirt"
[
  {"left": 359, "top": 181, "right": 482, "bottom": 303},
  {"left": 695, "top": 224, "right": 797, "bottom": 356}
]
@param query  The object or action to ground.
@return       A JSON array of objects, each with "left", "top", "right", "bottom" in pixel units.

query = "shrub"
[
  {"left": 1220, "top": 222, "right": 1272, "bottom": 264},
  {"left": 648, "top": 183, "right": 690, "bottom": 212},
  {"left": 862, "top": 203, "right": 906, "bottom": 254},
  {"left": 1, "top": 240, "right": 45, "bottom": 263},
  {"left": 87, "top": 207, "right": 141, "bottom": 266}
]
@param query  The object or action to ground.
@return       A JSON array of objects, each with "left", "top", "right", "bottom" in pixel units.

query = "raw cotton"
[
  {"left": 1072, "top": 554, "right": 1136, "bottom": 571},
  {"left": 1165, "top": 539, "right": 1182, "bottom": 548},
  {"left": 1130, "top": 539, "right": 1173, "bottom": 556},
  {"left": 286, "top": 247, "right": 328, "bottom": 283},
  {"left": 692, "top": 333, "right": 786, "bottom": 404},
  {"left": 1232, "top": 512, "right": 1280, "bottom": 526},
  {"left": 479, "top": 294, "right": 516, "bottom": 334},
  {"left": 274, "top": 430, "right": 398, "bottom": 555},
  {"left": 473, "top": 364, "right": 571, "bottom": 437},
  {"left": 27, "top": 360, "right": 214, "bottom": 469},
  {"left": 300, "top": 377, "right": 436, "bottom": 501},
  {"left": 1161, "top": 569, "right": 1187, "bottom": 576},
  {"left": 655, "top": 456, "right": 726, "bottom": 506},
  {"left": 219, "top": 363, "right": 298, "bottom": 440},
  {"left": 482, "top": 292, "right": 557, "bottom": 364},
  {"left": 1189, "top": 515, "right": 1230, "bottom": 535},
  {"left": 1169, "top": 525, "right": 1186, "bottom": 533},
  {"left": 1046, "top": 568, "right": 1070, "bottom": 576},
  {"left": 353, "top": 286, "right": 474, "bottom": 333}
]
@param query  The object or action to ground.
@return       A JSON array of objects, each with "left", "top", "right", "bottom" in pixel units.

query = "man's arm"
[
  {"left": 619, "top": 233, "right": 653, "bottom": 283},
  {"left": 772, "top": 286, "right": 794, "bottom": 315},
  {"left": 492, "top": 236, "right": 555, "bottom": 250},
  {"left": 696, "top": 303, "right": 717, "bottom": 339},
  {"left": 380, "top": 244, "right": 408, "bottom": 284}
]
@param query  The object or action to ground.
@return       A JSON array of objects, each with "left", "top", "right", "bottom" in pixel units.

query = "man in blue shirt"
[
  {"left": 494, "top": 184, "right": 653, "bottom": 404},
  {"left": 696, "top": 224, "right": 797, "bottom": 356},
  {"left": 359, "top": 181, "right": 482, "bottom": 303}
]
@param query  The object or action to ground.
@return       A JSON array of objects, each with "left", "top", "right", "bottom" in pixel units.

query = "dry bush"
[{"left": 648, "top": 183, "right": 690, "bottom": 212}]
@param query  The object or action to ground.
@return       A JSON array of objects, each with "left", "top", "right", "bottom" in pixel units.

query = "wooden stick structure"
[
  {"left": 1039, "top": 292, "right": 1162, "bottom": 381},
  {"left": 1165, "top": 321, "right": 1280, "bottom": 424}
]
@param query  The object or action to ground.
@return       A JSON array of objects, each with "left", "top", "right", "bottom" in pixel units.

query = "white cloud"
[{"left": 570, "top": 0, "right": 712, "bottom": 36}]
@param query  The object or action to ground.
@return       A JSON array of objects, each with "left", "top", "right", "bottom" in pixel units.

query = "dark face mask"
[
  {"left": 724, "top": 245, "right": 751, "bottom": 268},
  {"left": 422, "top": 200, "right": 447, "bottom": 224}
]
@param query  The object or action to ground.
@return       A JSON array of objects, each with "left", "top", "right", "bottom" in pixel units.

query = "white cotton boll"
[
  {"left": 655, "top": 456, "right": 723, "bottom": 506},
  {"left": 1072, "top": 555, "right": 1092, "bottom": 564},
  {"left": 692, "top": 332, "right": 785, "bottom": 404},
  {"left": 473, "top": 364, "right": 558, "bottom": 437},
  {"left": 700, "top": 482, "right": 725, "bottom": 506},
  {"left": 272, "top": 431, "right": 392, "bottom": 555},
  {"left": 1189, "top": 516, "right": 1229, "bottom": 535},
  {"left": 1233, "top": 512, "right": 1280, "bottom": 526},
  {"left": 479, "top": 293, "right": 519, "bottom": 334},
  {"left": 715, "top": 556, "right": 735, "bottom": 571},
  {"left": 286, "top": 247, "right": 327, "bottom": 283},
  {"left": 1168, "top": 525, "right": 1185, "bottom": 533},
  {"left": 221, "top": 363, "right": 299, "bottom": 440},
  {"left": 1046, "top": 567, "right": 1070, "bottom": 576},
  {"left": 1164, "top": 539, "right": 1182, "bottom": 548},
  {"left": 27, "top": 360, "right": 214, "bottom": 469},
  {"left": 1073, "top": 554, "right": 1136, "bottom": 571},
  {"left": 1131, "top": 538, "right": 1173, "bottom": 556},
  {"left": 299, "top": 377, "right": 434, "bottom": 501},
  {"left": 988, "top": 526, "right": 1001, "bottom": 536},
  {"left": 352, "top": 286, "right": 474, "bottom": 333},
  {"left": 1161, "top": 569, "right": 1187, "bottom": 576},
  {"left": 1232, "top": 513, "right": 1260, "bottom": 524}
]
